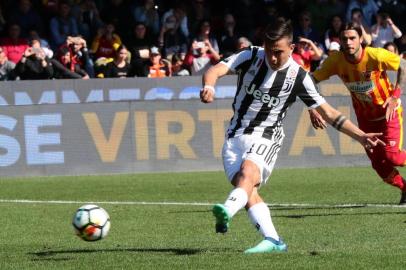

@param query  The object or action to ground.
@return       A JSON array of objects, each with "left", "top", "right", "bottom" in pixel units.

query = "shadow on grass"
[
  {"left": 29, "top": 247, "right": 209, "bottom": 259},
  {"left": 274, "top": 210, "right": 406, "bottom": 219}
]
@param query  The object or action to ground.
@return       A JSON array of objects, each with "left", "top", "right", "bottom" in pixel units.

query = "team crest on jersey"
[{"left": 282, "top": 68, "right": 298, "bottom": 92}]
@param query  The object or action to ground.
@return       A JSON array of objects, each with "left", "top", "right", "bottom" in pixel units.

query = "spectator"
[
  {"left": 383, "top": 41, "right": 405, "bottom": 59},
  {"left": 51, "top": 46, "right": 89, "bottom": 79},
  {"left": 346, "top": 0, "right": 379, "bottom": 28},
  {"left": 49, "top": 1, "right": 79, "bottom": 50},
  {"left": 219, "top": 13, "right": 239, "bottom": 58},
  {"left": 28, "top": 30, "right": 52, "bottom": 54},
  {"left": 292, "top": 37, "right": 323, "bottom": 72},
  {"left": 128, "top": 22, "right": 153, "bottom": 77},
  {"left": 161, "top": 2, "right": 189, "bottom": 39},
  {"left": 371, "top": 11, "right": 402, "bottom": 48},
  {"left": 0, "top": 23, "right": 29, "bottom": 64},
  {"left": 133, "top": 0, "right": 160, "bottom": 37},
  {"left": 100, "top": 0, "right": 133, "bottom": 43},
  {"left": 171, "top": 53, "right": 189, "bottom": 76},
  {"left": 15, "top": 43, "right": 53, "bottom": 80},
  {"left": 65, "top": 35, "right": 94, "bottom": 78},
  {"left": 158, "top": 14, "right": 188, "bottom": 60},
  {"left": 294, "top": 11, "right": 322, "bottom": 45},
  {"left": 193, "top": 20, "right": 219, "bottom": 53},
  {"left": 231, "top": 0, "right": 258, "bottom": 40},
  {"left": 91, "top": 22, "right": 122, "bottom": 61},
  {"left": 350, "top": 8, "right": 372, "bottom": 45},
  {"left": 324, "top": 15, "right": 343, "bottom": 51},
  {"left": 73, "top": 0, "right": 103, "bottom": 42},
  {"left": 0, "top": 46, "right": 16, "bottom": 80},
  {"left": 377, "top": 0, "right": 406, "bottom": 30},
  {"left": 236, "top": 37, "right": 252, "bottom": 50},
  {"left": 188, "top": 0, "right": 211, "bottom": 35},
  {"left": 307, "top": 0, "right": 346, "bottom": 34},
  {"left": 383, "top": 41, "right": 398, "bottom": 54},
  {"left": 183, "top": 39, "right": 220, "bottom": 75},
  {"left": 9, "top": 0, "right": 44, "bottom": 38},
  {"left": 328, "top": 41, "right": 341, "bottom": 53},
  {"left": 320, "top": 40, "right": 341, "bottom": 65},
  {"left": 100, "top": 45, "right": 132, "bottom": 78},
  {"left": 143, "top": 46, "right": 171, "bottom": 78}
]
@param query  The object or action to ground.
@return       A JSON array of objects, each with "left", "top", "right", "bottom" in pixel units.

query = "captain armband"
[{"left": 332, "top": 115, "right": 347, "bottom": 131}]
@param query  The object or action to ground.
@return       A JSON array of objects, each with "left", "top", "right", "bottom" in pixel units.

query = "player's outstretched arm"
[
  {"left": 315, "top": 102, "right": 385, "bottom": 151},
  {"left": 308, "top": 109, "right": 327, "bottom": 129},
  {"left": 200, "top": 63, "right": 230, "bottom": 103},
  {"left": 383, "top": 58, "right": 406, "bottom": 121}
]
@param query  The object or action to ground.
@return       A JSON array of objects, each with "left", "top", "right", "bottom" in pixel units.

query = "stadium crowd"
[{"left": 0, "top": 0, "right": 405, "bottom": 80}]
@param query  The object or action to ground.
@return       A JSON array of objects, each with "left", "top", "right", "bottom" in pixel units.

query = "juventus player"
[{"left": 200, "top": 18, "right": 385, "bottom": 254}]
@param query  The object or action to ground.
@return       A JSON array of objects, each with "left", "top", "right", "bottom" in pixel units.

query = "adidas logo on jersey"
[{"left": 245, "top": 84, "right": 280, "bottom": 108}]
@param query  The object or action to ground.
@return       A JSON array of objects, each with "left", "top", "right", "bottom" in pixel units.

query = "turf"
[{"left": 1, "top": 167, "right": 406, "bottom": 270}]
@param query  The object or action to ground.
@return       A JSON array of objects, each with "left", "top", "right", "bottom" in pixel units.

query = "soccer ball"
[{"left": 72, "top": 204, "right": 111, "bottom": 241}]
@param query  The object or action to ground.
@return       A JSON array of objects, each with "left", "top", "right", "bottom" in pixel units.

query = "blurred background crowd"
[{"left": 0, "top": 0, "right": 405, "bottom": 81}]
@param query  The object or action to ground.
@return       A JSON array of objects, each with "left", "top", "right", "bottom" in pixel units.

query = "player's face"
[
  {"left": 340, "top": 30, "right": 362, "bottom": 56},
  {"left": 264, "top": 37, "right": 294, "bottom": 70}
]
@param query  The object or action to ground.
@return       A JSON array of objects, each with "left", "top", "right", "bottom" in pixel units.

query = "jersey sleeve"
[
  {"left": 374, "top": 48, "right": 401, "bottom": 71},
  {"left": 220, "top": 48, "right": 253, "bottom": 72},
  {"left": 312, "top": 52, "right": 337, "bottom": 82},
  {"left": 297, "top": 72, "right": 326, "bottom": 108}
]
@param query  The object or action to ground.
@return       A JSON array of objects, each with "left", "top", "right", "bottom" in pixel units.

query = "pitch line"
[{"left": 0, "top": 199, "right": 405, "bottom": 208}]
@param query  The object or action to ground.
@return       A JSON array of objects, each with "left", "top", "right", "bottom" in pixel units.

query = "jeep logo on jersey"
[{"left": 245, "top": 84, "right": 280, "bottom": 107}]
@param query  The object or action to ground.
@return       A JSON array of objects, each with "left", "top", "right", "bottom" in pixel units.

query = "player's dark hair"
[
  {"left": 263, "top": 17, "right": 293, "bottom": 45},
  {"left": 340, "top": 22, "right": 363, "bottom": 38}
]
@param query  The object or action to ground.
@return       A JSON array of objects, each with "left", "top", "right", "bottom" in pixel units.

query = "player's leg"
[
  {"left": 213, "top": 159, "right": 260, "bottom": 233},
  {"left": 244, "top": 188, "right": 287, "bottom": 253},
  {"left": 214, "top": 132, "right": 284, "bottom": 233},
  {"left": 381, "top": 107, "right": 406, "bottom": 203},
  {"left": 360, "top": 112, "right": 406, "bottom": 203},
  {"left": 367, "top": 143, "right": 406, "bottom": 194}
]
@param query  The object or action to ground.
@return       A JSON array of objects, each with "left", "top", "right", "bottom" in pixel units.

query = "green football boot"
[
  {"left": 212, "top": 204, "right": 231, "bottom": 233},
  {"left": 244, "top": 237, "right": 287, "bottom": 254}
]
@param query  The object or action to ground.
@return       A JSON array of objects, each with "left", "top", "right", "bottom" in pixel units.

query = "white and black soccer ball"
[{"left": 72, "top": 204, "right": 111, "bottom": 241}]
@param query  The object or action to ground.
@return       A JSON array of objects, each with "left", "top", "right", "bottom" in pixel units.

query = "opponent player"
[
  {"left": 309, "top": 22, "right": 406, "bottom": 204},
  {"left": 200, "top": 18, "right": 384, "bottom": 254}
]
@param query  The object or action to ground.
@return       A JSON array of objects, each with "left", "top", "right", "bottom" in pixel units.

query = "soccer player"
[
  {"left": 309, "top": 22, "right": 406, "bottom": 204},
  {"left": 200, "top": 18, "right": 384, "bottom": 254}
]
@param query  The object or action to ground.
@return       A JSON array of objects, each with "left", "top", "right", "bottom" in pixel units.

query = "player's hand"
[
  {"left": 308, "top": 109, "right": 327, "bottom": 129},
  {"left": 361, "top": 133, "right": 385, "bottom": 153},
  {"left": 382, "top": 96, "right": 400, "bottom": 121},
  {"left": 200, "top": 86, "right": 215, "bottom": 103}
]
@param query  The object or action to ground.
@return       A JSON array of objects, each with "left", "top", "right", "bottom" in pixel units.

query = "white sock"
[
  {"left": 223, "top": 187, "right": 248, "bottom": 217},
  {"left": 247, "top": 202, "right": 279, "bottom": 241}
]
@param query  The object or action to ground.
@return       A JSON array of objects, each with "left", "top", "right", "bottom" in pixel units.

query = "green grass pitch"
[{"left": 1, "top": 167, "right": 406, "bottom": 270}]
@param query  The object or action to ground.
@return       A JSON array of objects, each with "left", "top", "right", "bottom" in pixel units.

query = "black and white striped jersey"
[{"left": 221, "top": 46, "right": 326, "bottom": 140}]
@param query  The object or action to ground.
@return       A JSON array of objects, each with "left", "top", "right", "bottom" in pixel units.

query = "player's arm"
[
  {"left": 383, "top": 58, "right": 406, "bottom": 121},
  {"left": 315, "top": 102, "right": 385, "bottom": 151},
  {"left": 395, "top": 58, "right": 406, "bottom": 91},
  {"left": 307, "top": 75, "right": 328, "bottom": 129},
  {"left": 200, "top": 63, "right": 230, "bottom": 103}
]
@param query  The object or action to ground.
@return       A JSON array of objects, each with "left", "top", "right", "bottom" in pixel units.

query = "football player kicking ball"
[
  {"left": 309, "top": 22, "right": 406, "bottom": 204},
  {"left": 200, "top": 18, "right": 384, "bottom": 254}
]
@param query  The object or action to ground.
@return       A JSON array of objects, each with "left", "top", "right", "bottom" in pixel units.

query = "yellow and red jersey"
[{"left": 313, "top": 47, "right": 401, "bottom": 121}]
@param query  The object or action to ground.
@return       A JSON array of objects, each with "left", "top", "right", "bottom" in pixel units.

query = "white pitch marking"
[{"left": 0, "top": 199, "right": 405, "bottom": 208}]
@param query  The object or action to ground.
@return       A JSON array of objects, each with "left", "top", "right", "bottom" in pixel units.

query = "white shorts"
[{"left": 222, "top": 129, "right": 285, "bottom": 185}]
